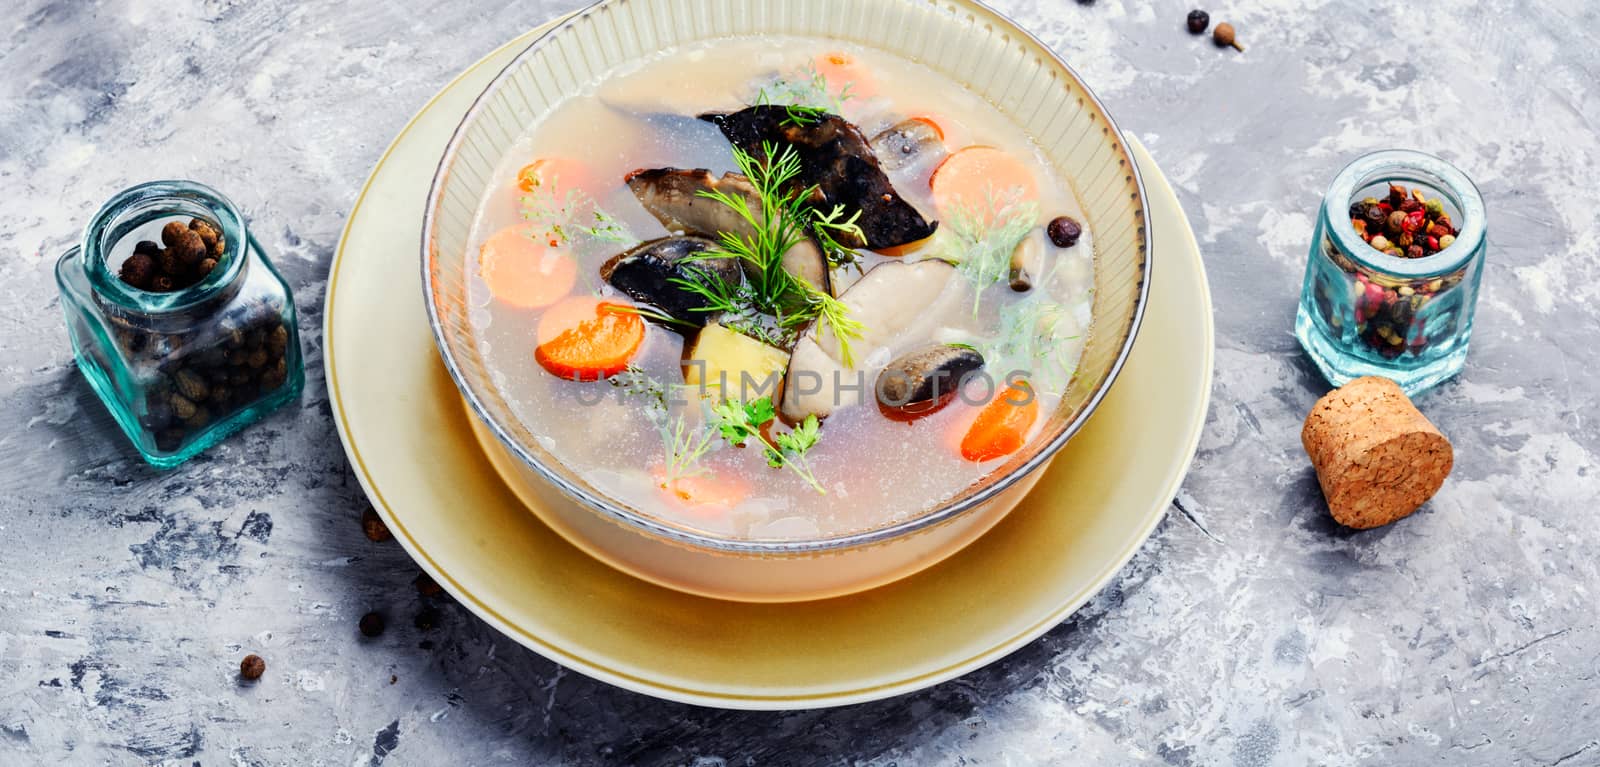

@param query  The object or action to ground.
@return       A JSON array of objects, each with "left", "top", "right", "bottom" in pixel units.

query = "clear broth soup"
[{"left": 467, "top": 39, "right": 1094, "bottom": 540}]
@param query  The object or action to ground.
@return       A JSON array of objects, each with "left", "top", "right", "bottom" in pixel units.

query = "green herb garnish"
[
  {"left": 521, "top": 185, "right": 637, "bottom": 248},
  {"left": 609, "top": 364, "right": 671, "bottom": 411},
  {"left": 611, "top": 365, "right": 720, "bottom": 487},
  {"left": 607, "top": 304, "right": 696, "bottom": 329},
  {"left": 770, "top": 414, "right": 821, "bottom": 467},
  {"left": 984, "top": 299, "right": 1080, "bottom": 396},
  {"left": 670, "top": 142, "right": 866, "bottom": 366},
  {"left": 658, "top": 410, "right": 719, "bottom": 488},
  {"left": 709, "top": 396, "right": 826, "bottom": 494},
  {"left": 583, "top": 207, "right": 637, "bottom": 244},
  {"left": 943, "top": 185, "right": 1040, "bottom": 313},
  {"left": 754, "top": 62, "right": 850, "bottom": 117}
]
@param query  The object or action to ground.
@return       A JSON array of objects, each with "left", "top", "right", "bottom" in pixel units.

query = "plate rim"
[{"left": 323, "top": 23, "right": 1214, "bottom": 709}]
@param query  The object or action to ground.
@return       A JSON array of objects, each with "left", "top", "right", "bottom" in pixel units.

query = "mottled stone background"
[{"left": 3, "top": 0, "right": 1598, "bottom": 764}]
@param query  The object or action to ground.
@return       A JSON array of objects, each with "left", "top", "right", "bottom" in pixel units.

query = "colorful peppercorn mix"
[
  {"left": 1312, "top": 182, "right": 1469, "bottom": 358},
  {"left": 1347, "top": 183, "right": 1459, "bottom": 259}
]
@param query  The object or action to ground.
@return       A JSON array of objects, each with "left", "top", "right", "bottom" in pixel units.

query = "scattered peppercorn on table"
[{"left": 4, "top": 0, "right": 1597, "bottom": 764}]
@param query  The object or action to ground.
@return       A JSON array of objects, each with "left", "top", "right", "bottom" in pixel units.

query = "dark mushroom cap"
[
  {"left": 876, "top": 343, "right": 986, "bottom": 419},
  {"left": 600, "top": 236, "right": 742, "bottom": 327}
]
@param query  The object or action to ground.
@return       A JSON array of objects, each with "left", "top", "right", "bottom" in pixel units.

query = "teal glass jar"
[
  {"left": 1295, "top": 151, "right": 1487, "bottom": 396},
  {"left": 54, "top": 180, "right": 304, "bottom": 468}
]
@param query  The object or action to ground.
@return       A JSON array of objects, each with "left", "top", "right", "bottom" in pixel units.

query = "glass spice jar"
[
  {"left": 1295, "top": 150, "right": 1487, "bottom": 396},
  {"left": 53, "top": 180, "right": 304, "bottom": 468}
]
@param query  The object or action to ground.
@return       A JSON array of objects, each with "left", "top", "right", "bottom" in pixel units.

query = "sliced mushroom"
[
  {"left": 1009, "top": 232, "right": 1045, "bottom": 292},
  {"left": 599, "top": 236, "right": 741, "bottom": 327},
  {"left": 781, "top": 259, "right": 962, "bottom": 421},
  {"left": 869, "top": 118, "right": 948, "bottom": 174},
  {"left": 876, "top": 344, "right": 985, "bottom": 420},
  {"left": 626, "top": 168, "right": 831, "bottom": 294},
  {"left": 701, "top": 106, "right": 938, "bottom": 250}
]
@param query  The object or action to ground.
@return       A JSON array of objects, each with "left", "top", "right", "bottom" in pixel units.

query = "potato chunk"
[{"left": 684, "top": 323, "right": 790, "bottom": 402}]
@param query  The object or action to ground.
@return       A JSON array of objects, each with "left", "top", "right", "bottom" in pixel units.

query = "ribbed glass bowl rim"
[{"left": 421, "top": 0, "right": 1152, "bottom": 555}]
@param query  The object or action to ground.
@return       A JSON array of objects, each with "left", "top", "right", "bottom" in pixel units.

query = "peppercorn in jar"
[
  {"left": 1296, "top": 150, "right": 1487, "bottom": 396},
  {"left": 54, "top": 180, "right": 304, "bottom": 467}
]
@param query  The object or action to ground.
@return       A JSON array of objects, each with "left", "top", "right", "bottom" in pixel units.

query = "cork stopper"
[{"left": 1301, "top": 376, "right": 1453, "bottom": 529}]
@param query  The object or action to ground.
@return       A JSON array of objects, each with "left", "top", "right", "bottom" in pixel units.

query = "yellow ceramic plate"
[{"left": 325, "top": 21, "right": 1213, "bottom": 709}]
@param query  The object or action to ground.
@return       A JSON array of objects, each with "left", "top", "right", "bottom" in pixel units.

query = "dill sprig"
[
  {"left": 584, "top": 208, "right": 637, "bottom": 244},
  {"left": 609, "top": 364, "right": 671, "bottom": 411},
  {"left": 521, "top": 182, "right": 639, "bottom": 248},
  {"left": 984, "top": 300, "right": 1080, "bottom": 396},
  {"left": 943, "top": 185, "right": 1040, "bottom": 313},
  {"left": 607, "top": 304, "right": 697, "bottom": 330},
  {"left": 671, "top": 142, "right": 866, "bottom": 366},
  {"left": 658, "top": 410, "right": 719, "bottom": 488},
  {"left": 810, "top": 202, "right": 866, "bottom": 270},
  {"left": 754, "top": 61, "right": 850, "bottom": 117},
  {"left": 610, "top": 365, "right": 720, "bottom": 487}
]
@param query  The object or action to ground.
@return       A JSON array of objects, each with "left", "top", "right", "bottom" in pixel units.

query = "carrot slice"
[
  {"left": 959, "top": 381, "right": 1040, "bottom": 462},
  {"left": 657, "top": 472, "right": 749, "bottom": 515},
  {"left": 873, "top": 232, "right": 937, "bottom": 257},
  {"left": 813, "top": 51, "right": 877, "bottom": 101},
  {"left": 534, "top": 297, "right": 645, "bottom": 381},
  {"left": 479, "top": 227, "right": 577, "bottom": 309},
  {"left": 513, "top": 157, "right": 589, "bottom": 199},
  {"left": 906, "top": 115, "right": 946, "bottom": 142},
  {"left": 930, "top": 146, "right": 1040, "bottom": 221}
]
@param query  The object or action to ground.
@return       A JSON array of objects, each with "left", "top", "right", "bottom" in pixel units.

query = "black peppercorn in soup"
[{"left": 466, "top": 41, "right": 1095, "bottom": 539}]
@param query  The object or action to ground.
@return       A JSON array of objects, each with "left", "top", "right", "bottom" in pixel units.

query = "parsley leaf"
[{"left": 708, "top": 397, "right": 827, "bottom": 494}]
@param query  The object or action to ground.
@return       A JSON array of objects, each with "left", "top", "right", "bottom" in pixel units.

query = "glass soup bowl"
[{"left": 423, "top": 0, "right": 1151, "bottom": 601}]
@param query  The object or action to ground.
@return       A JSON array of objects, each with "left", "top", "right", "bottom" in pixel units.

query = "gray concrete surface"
[{"left": 3, "top": 0, "right": 1598, "bottom": 764}]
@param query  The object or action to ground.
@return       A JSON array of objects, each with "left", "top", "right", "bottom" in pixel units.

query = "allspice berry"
[
  {"left": 159, "top": 249, "right": 181, "bottom": 278},
  {"left": 414, "top": 572, "right": 444, "bottom": 597},
  {"left": 239, "top": 653, "right": 266, "bottom": 680},
  {"left": 1047, "top": 215, "right": 1083, "bottom": 248},
  {"left": 361, "top": 507, "right": 392, "bottom": 542},
  {"left": 1185, "top": 9, "right": 1209, "bottom": 34},
  {"left": 161, "top": 221, "right": 190, "bottom": 248},
  {"left": 359, "top": 612, "right": 386, "bottom": 637},
  {"left": 119, "top": 253, "right": 158, "bottom": 290},
  {"left": 189, "top": 218, "right": 220, "bottom": 249},
  {"left": 198, "top": 257, "right": 218, "bottom": 277},
  {"left": 1213, "top": 22, "right": 1243, "bottom": 51},
  {"left": 172, "top": 229, "right": 207, "bottom": 265}
]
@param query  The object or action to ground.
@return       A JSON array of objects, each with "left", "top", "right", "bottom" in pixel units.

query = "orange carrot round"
[
  {"left": 534, "top": 297, "right": 645, "bottom": 381},
  {"left": 813, "top": 51, "right": 876, "bottom": 101},
  {"left": 479, "top": 227, "right": 577, "bottom": 309},
  {"left": 930, "top": 146, "right": 1040, "bottom": 222},
  {"left": 959, "top": 381, "right": 1040, "bottom": 462},
  {"left": 514, "top": 157, "right": 589, "bottom": 199},
  {"left": 907, "top": 115, "right": 945, "bottom": 142},
  {"left": 657, "top": 472, "right": 749, "bottom": 515}
]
